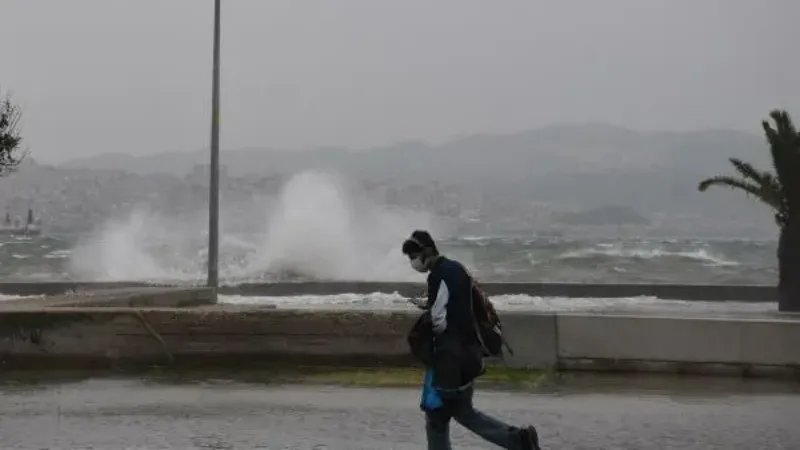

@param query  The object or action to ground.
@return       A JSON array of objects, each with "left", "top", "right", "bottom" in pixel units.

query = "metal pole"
[{"left": 207, "top": 0, "right": 221, "bottom": 288}]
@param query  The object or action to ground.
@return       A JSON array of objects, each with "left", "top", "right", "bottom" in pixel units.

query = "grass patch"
[
  {"left": 0, "top": 365, "right": 551, "bottom": 391},
  {"left": 255, "top": 365, "right": 550, "bottom": 389}
]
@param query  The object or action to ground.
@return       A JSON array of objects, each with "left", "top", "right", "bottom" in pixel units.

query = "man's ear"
[{"left": 422, "top": 247, "right": 437, "bottom": 262}]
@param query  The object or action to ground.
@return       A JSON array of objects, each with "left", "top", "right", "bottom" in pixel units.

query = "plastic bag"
[{"left": 420, "top": 368, "right": 443, "bottom": 411}]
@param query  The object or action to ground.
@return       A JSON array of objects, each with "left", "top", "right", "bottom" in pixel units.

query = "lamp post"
[{"left": 207, "top": 0, "right": 221, "bottom": 288}]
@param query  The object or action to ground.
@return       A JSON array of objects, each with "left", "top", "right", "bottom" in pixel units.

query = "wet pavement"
[{"left": 1, "top": 375, "right": 799, "bottom": 449}]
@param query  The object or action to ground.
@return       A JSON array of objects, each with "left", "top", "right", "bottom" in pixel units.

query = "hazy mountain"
[
  {"left": 60, "top": 123, "right": 768, "bottom": 179},
  {"left": 4, "top": 123, "right": 779, "bottom": 237}
]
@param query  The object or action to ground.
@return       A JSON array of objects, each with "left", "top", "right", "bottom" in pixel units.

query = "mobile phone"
[{"left": 407, "top": 297, "right": 427, "bottom": 309}]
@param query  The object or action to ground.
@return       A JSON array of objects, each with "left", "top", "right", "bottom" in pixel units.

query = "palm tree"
[
  {"left": 0, "top": 92, "right": 25, "bottom": 176},
  {"left": 698, "top": 110, "right": 800, "bottom": 312}
]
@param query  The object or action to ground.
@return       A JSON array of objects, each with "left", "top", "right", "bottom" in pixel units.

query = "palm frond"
[
  {"left": 771, "top": 109, "right": 796, "bottom": 137},
  {"left": 759, "top": 110, "right": 800, "bottom": 216},
  {"left": 697, "top": 175, "right": 783, "bottom": 211},
  {"left": 701, "top": 110, "right": 797, "bottom": 229},
  {"left": 727, "top": 157, "right": 785, "bottom": 199},
  {"left": 762, "top": 110, "right": 795, "bottom": 146},
  {"left": 728, "top": 158, "right": 767, "bottom": 183}
]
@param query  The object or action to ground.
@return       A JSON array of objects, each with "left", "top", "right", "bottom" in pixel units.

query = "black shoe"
[{"left": 520, "top": 425, "right": 541, "bottom": 450}]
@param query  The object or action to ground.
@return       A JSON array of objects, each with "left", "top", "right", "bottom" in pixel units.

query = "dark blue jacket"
[
  {"left": 427, "top": 257, "right": 477, "bottom": 343},
  {"left": 425, "top": 256, "right": 484, "bottom": 391}
]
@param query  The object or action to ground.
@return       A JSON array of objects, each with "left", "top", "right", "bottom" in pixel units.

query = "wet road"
[{"left": 1, "top": 377, "right": 799, "bottom": 449}]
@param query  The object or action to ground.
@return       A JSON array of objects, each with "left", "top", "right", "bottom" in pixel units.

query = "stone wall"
[
  {"left": 0, "top": 308, "right": 416, "bottom": 368},
  {"left": 1, "top": 306, "right": 798, "bottom": 378},
  {"left": 0, "top": 287, "right": 216, "bottom": 310},
  {"left": 557, "top": 314, "right": 800, "bottom": 377}
]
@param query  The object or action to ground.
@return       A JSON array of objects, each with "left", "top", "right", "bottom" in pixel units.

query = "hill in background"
[{"left": 4, "top": 123, "right": 778, "bottom": 237}]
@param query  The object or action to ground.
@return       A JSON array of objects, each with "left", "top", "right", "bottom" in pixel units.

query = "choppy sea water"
[
  {"left": 0, "top": 234, "right": 777, "bottom": 285},
  {"left": 0, "top": 291, "right": 777, "bottom": 314},
  {"left": 218, "top": 293, "right": 777, "bottom": 314}
]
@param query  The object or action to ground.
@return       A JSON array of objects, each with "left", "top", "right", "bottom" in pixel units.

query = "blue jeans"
[{"left": 425, "top": 386, "right": 523, "bottom": 450}]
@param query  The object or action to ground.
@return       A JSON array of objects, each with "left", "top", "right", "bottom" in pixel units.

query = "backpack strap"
[
  {"left": 466, "top": 270, "right": 516, "bottom": 358},
  {"left": 466, "top": 275, "right": 489, "bottom": 356}
]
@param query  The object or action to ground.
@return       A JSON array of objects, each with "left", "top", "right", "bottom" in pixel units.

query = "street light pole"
[{"left": 207, "top": 0, "right": 221, "bottom": 288}]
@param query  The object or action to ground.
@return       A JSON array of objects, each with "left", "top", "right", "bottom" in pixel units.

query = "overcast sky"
[{"left": 1, "top": 0, "right": 797, "bottom": 163}]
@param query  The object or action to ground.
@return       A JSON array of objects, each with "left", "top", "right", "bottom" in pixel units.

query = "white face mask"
[{"left": 410, "top": 256, "right": 427, "bottom": 273}]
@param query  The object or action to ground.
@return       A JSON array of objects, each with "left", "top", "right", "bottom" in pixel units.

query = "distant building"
[
  {"left": 185, "top": 164, "right": 229, "bottom": 186},
  {"left": 0, "top": 208, "right": 41, "bottom": 236}
]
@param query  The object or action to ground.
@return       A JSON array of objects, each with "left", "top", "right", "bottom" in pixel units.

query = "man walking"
[{"left": 402, "top": 230, "right": 542, "bottom": 450}]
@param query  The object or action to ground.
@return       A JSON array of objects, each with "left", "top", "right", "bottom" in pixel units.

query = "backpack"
[
  {"left": 470, "top": 279, "right": 514, "bottom": 358},
  {"left": 407, "top": 310, "right": 435, "bottom": 366}
]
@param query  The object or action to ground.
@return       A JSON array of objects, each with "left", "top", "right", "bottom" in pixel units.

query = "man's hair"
[{"left": 402, "top": 230, "right": 438, "bottom": 256}]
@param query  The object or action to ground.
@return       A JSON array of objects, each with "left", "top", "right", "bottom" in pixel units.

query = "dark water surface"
[
  {"left": 0, "top": 234, "right": 778, "bottom": 285},
  {"left": 1, "top": 374, "right": 798, "bottom": 449}
]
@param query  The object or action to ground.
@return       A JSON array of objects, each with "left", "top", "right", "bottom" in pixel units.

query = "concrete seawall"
[
  {"left": 0, "top": 281, "right": 778, "bottom": 302},
  {"left": 0, "top": 308, "right": 417, "bottom": 368},
  {"left": 1, "top": 303, "right": 797, "bottom": 378},
  {"left": 0, "top": 282, "right": 158, "bottom": 297},
  {"left": 556, "top": 314, "right": 800, "bottom": 377},
  {"left": 0, "top": 287, "right": 216, "bottom": 310}
]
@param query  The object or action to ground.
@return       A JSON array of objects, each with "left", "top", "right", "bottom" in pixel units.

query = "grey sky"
[{"left": 1, "top": 0, "right": 796, "bottom": 163}]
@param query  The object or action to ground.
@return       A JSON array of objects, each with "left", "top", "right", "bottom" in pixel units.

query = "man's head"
[{"left": 401, "top": 230, "right": 439, "bottom": 273}]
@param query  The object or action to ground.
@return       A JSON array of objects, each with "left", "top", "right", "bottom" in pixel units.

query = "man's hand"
[{"left": 408, "top": 297, "right": 428, "bottom": 310}]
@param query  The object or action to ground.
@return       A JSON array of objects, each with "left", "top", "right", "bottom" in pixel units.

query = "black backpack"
[
  {"left": 407, "top": 310, "right": 434, "bottom": 366},
  {"left": 470, "top": 279, "right": 514, "bottom": 358}
]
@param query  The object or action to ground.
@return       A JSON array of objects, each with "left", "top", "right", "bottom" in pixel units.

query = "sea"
[
  {"left": 0, "top": 234, "right": 776, "bottom": 285},
  {"left": 0, "top": 233, "right": 778, "bottom": 312}
]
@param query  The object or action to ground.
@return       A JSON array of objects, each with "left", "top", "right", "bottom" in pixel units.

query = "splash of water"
[
  {"left": 68, "top": 208, "right": 203, "bottom": 281},
  {"left": 68, "top": 170, "right": 439, "bottom": 283},
  {"left": 218, "top": 292, "right": 776, "bottom": 313},
  {"left": 243, "top": 171, "right": 438, "bottom": 281}
]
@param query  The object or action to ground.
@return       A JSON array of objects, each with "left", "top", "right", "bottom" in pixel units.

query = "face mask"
[{"left": 410, "top": 256, "right": 427, "bottom": 273}]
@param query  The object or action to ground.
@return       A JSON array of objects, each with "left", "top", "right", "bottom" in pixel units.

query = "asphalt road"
[{"left": 1, "top": 376, "right": 799, "bottom": 449}]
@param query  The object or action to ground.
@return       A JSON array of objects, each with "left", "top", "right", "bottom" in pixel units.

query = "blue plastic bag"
[{"left": 420, "top": 368, "right": 443, "bottom": 411}]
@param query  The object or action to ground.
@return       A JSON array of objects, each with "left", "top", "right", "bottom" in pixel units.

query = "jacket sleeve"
[{"left": 429, "top": 277, "right": 449, "bottom": 334}]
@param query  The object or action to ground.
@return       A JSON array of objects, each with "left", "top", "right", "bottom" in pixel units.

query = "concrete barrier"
[
  {"left": 556, "top": 314, "right": 800, "bottom": 377},
  {"left": 0, "top": 304, "right": 797, "bottom": 378},
  {"left": 0, "top": 282, "right": 158, "bottom": 296},
  {"left": 0, "top": 306, "right": 559, "bottom": 369},
  {"left": 0, "top": 281, "right": 777, "bottom": 302},
  {"left": 496, "top": 312, "right": 558, "bottom": 369},
  {"left": 0, "top": 308, "right": 417, "bottom": 368},
  {"left": 0, "top": 287, "right": 216, "bottom": 310},
  {"left": 48, "top": 287, "right": 217, "bottom": 308}
]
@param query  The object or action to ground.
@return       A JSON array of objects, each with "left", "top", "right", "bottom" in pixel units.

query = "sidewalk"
[{"left": 1, "top": 376, "right": 798, "bottom": 449}]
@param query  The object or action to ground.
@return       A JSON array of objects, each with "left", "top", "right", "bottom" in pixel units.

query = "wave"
[
  {"left": 219, "top": 292, "right": 774, "bottom": 313},
  {"left": 67, "top": 170, "right": 441, "bottom": 283},
  {"left": 557, "top": 244, "right": 739, "bottom": 267},
  {"left": 44, "top": 249, "right": 72, "bottom": 259}
]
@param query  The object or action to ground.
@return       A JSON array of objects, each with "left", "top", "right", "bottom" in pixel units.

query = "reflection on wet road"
[{"left": 1, "top": 376, "right": 799, "bottom": 449}]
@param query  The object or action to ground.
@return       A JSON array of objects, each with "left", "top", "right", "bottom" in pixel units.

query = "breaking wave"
[
  {"left": 67, "top": 171, "right": 440, "bottom": 283},
  {"left": 558, "top": 244, "right": 739, "bottom": 267},
  {"left": 219, "top": 292, "right": 776, "bottom": 313}
]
